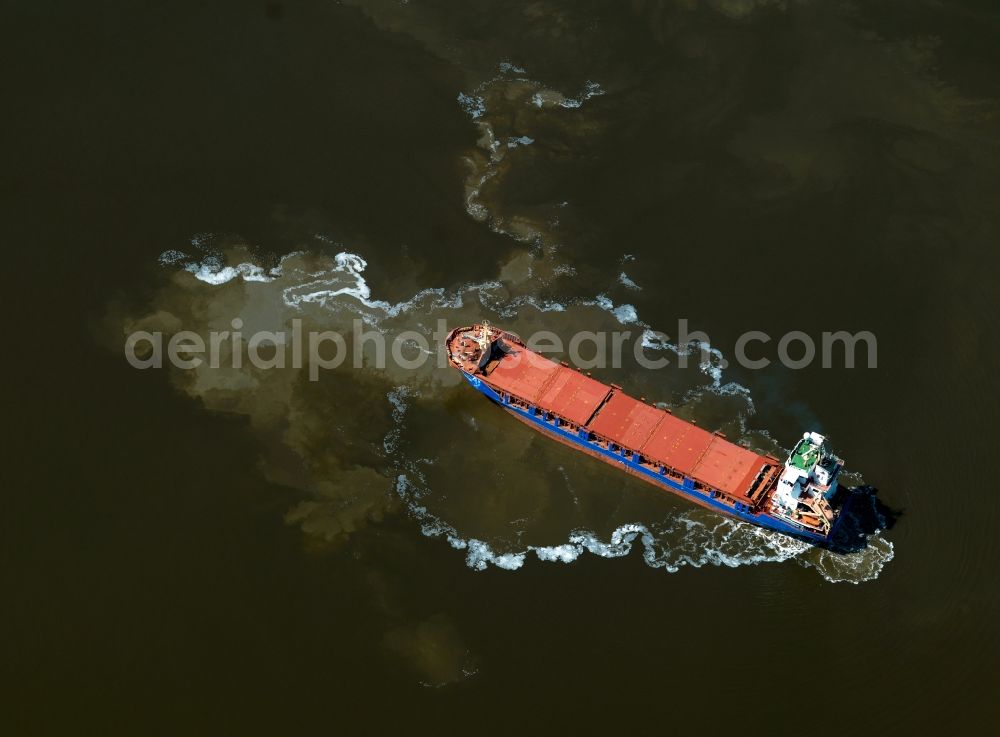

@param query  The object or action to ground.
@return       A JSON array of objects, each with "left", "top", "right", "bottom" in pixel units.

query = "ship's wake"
[
  {"left": 118, "top": 62, "right": 893, "bottom": 585},
  {"left": 126, "top": 237, "right": 895, "bottom": 585},
  {"left": 386, "top": 385, "right": 893, "bottom": 584}
]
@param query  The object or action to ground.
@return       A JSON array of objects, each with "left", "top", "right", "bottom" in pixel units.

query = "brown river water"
[{"left": 4, "top": 1, "right": 999, "bottom": 734}]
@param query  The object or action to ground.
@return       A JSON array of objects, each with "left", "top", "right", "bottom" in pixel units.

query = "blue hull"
[{"left": 460, "top": 370, "right": 837, "bottom": 546}]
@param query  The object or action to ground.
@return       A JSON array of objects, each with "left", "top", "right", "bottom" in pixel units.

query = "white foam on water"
[
  {"left": 618, "top": 272, "right": 641, "bottom": 290},
  {"left": 640, "top": 329, "right": 671, "bottom": 350},
  {"left": 186, "top": 259, "right": 277, "bottom": 285},
  {"left": 458, "top": 62, "right": 604, "bottom": 116},
  {"left": 159, "top": 243, "right": 578, "bottom": 337},
  {"left": 571, "top": 80, "right": 605, "bottom": 107},
  {"left": 383, "top": 386, "right": 416, "bottom": 454},
  {"left": 275, "top": 251, "right": 480, "bottom": 328},
  {"left": 477, "top": 290, "right": 566, "bottom": 318},
  {"left": 498, "top": 61, "right": 526, "bottom": 75},
  {"left": 532, "top": 543, "right": 581, "bottom": 563},
  {"left": 694, "top": 341, "right": 726, "bottom": 389},
  {"left": 161, "top": 247, "right": 300, "bottom": 285},
  {"left": 592, "top": 295, "right": 639, "bottom": 325},
  {"left": 460, "top": 540, "right": 527, "bottom": 571},
  {"left": 457, "top": 92, "right": 486, "bottom": 119},
  {"left": 158, "top": 249, "right": 188, "bottom": 265},
  {"left": 532, "top": 80, "right": 605, "bottom": 109}
]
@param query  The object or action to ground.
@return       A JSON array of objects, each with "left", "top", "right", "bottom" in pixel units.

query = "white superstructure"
[{"left": 769, "top": 432, "right": 843, "bottom": 534}]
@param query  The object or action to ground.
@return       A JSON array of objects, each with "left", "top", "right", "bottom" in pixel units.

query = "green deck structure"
[{"left": 790, "top": 440, "right": 820, "bottom": 471}]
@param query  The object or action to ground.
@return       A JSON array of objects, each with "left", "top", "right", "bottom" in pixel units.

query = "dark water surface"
[{"left": 4, "top": 1, "right": 999, "bottom": 734}]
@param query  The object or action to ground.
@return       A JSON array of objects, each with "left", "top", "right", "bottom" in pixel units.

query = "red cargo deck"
[
  {"left": 535, "top": 369, "right": 611, "bottom": 426},
  {"left": 688, "top": 437, "right": 763, "bottom": 499},
  {"left": 483, "top": 348, "right": 560, "bottom": 401},
  {"left": 486, "top": 351, "right": 611, "bottom": 426},
  {"left": 587, "top": 392, "right": 663, "bottom": 450},
  {"left": 639, "top": 414, "right": 715, "bottom": 478},
  {"left": 476, "top": 336, "right": 769, "bottom": 502}
]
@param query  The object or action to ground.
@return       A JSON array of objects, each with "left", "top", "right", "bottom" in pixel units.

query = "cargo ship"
[{"left": 447, "top": 323, "right": 851, "bottom": 545}]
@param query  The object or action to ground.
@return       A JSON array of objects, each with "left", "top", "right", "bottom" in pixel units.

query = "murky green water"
[{"left": 4, "top": 1, "right": 999, "bottom": 734}]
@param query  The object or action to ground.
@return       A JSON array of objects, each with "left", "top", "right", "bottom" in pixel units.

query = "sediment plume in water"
[{"left": 116, "top": 239, "right": 892, "bottom": 585}]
